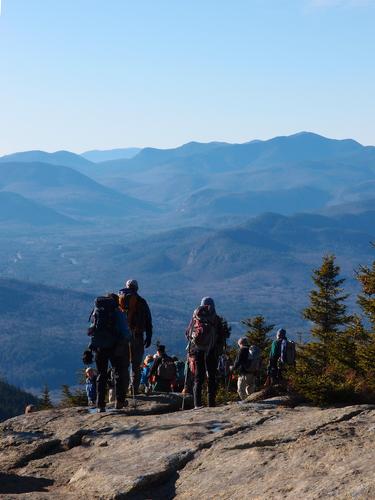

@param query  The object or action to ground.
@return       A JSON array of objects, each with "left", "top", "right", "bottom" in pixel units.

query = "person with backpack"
[
  {"left": 140, "top": 354, "right": 154, "bottom": 394},
  {"left": 119, "top": 279, "right": 153, "bottom": 395},
  {"left": 186, "top": 297, "right": 226, "bottom": 409},
  {"left": 267, "top": 328, "right": 294, "bottom": 385},
  {"left": 231, "top": 337, "right": 256, "bottom": 400},
  {"left": 85, "top": 293, "right": 131, "bottom": 412},
  {"left": 148, "top": 345, "right": 176, "bottom": 392},
  {"left": 85, "top": 367, "right": 97, "bottom": 406}
]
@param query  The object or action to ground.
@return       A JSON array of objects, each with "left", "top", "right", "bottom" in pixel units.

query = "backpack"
[
  {"left": 284, "top": 340, "right": 296, "bottom": 365},
  {"left": 119, "top": 289, "right": 151, "bottom": 334},
  {"left": 88, "top": 296, "right": 118, "bottom": 350},
  {"left": 245, "top": 345, "right": 262, "bottom": 374},
  {"left": 190, "top": 306, "right": 214, "bottom": 351},
  {"left": 157, "top": 356, "right": 177, "bottom": 381}
]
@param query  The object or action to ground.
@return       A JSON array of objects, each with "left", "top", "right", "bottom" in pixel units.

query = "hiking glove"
[{"left": 144, "top": 333, "right": 152, "bottom": 348}]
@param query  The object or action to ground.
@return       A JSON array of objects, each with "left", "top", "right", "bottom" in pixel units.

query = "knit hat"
[
  {"left": 277, "top": 328, "right": 286, "bottom": 339},
  {"left": 200, "top": 297, "right": 216, "bottom": 314},
  {"left": 126, "top": 279, "right": 139, "bottom": 291},
  {"left": 238, "top": 337, "right": 249, "bottom": 347}
]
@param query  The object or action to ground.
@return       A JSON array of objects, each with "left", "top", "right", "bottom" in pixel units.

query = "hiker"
[
  {"left": 268, "top": 328, "right": 288, "bottom": 385},
  {"left": 140, "top": 354, "right": 154, "bottom": 394},
  {"left": 119, "top": 279, "right": 153, "bottom": 395},
  {"left": 86, "top": 293, "right": 131, "bottom": 412},
  {"left": 172, "top": 356, "right": 186, "bottom": 392},
  {"left": 149, "top": 345, "right": 176, "bottom": 392},
  {"left": 85, "top": 367, "right": 97, "bottom": 406},
  {"left": 231, "top": 337, "right": 256, "bottom": 400},
  {"left": 186, "top": 297, "right": 227, "bottom": 409}
]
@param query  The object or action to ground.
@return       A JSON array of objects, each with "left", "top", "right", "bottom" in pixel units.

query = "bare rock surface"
[{"left": 0, "top": 393, "right": 374, "bottom": 499}]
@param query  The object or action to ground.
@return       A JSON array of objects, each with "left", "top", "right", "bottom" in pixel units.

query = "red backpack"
[{"left": 190, "top": 306, "right": 214, "bottom": 351}]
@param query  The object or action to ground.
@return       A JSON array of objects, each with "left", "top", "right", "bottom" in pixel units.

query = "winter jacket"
[
  {"left": 119, "top": 289, "right": 153, "bottom": 337},
  {"left": 85, "top": 376, "right": 97, "bottom": 403},
  {"left": 269, "top": 338, "right": 288, "bottom": 364},
  {"left": 140, "top": 362, "right": 153, "bottom": 386},
  {"left": 233, "top": 347, "right": 250, "bottom": 375}
]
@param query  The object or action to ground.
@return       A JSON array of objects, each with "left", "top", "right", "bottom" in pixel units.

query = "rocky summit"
[{"left": 0, "top": 394, "right": 374, "bottom": 499}]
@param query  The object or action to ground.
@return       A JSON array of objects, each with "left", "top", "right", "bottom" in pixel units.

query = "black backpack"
[
  {"left": 88, "top": 296, "right": 118, "bottom": 350},
  {"left": 157, "top": 356, "right": 177, "bottom": 381}
]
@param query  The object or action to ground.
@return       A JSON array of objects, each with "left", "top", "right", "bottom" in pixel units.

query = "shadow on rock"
[{"left": 0, "top": 472, "right": 54, "bottom": 494}]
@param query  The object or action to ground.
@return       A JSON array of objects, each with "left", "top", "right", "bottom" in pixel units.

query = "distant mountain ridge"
[
  {"left": 83, "top": 132, "right": 375, "bottom": 213},
  {"left": 0, "top": 150, "right": 93, "bottom": 169},
  {"left": 0, "top": 161, "right": 154, "bottom": 218},
  {"left": 81, "top": 148, "right": 141, "bottom": 162},
  {"left": 0, "top": 191, "right": 76, "bottom": 226}
]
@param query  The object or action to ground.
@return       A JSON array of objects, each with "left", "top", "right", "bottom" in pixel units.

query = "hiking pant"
[
  {"left": 95, "top": 347, "right": 127, "bottom": 409},
  {"left": 268, "top": 358, "right": 283, "bottom": 385},
  {"left": 130, "top": 333, "right": 144, "bottom": 393},
  {"left": 237, "top": 373, "right": 255, "bottom": 400},
  {"left": 191, "top": 349, "right": 218, "bottom": 407}
]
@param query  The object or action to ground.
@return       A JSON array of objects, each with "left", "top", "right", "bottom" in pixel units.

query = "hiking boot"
[
  {"left": 97, "top": 407, "right": 106, "bottom": 413},
  {"left": 194, "top": 406, "right": 204, "bottom": 410},
  {"left": 115, "top": 400, "right": 128, "bottom": 410}
]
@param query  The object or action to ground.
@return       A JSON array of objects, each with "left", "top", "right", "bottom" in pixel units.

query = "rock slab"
[{"left": 0, "top": 394, "right": 374, "bottom": 499}]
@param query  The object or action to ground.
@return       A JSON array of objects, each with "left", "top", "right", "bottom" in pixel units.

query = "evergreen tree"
[
  {"left": 303, "top": 255, "right": 352, "bottom": 341},
  {"left": 241, "top": 315, "right": 274, "bottom": 384},
  {"left": 59, "top": 384, "right": 87, "bottom": 408},
  {"left": 291, "top": 255, "right": 356, "bottom": 405},
  {"left": 39, "top": 384, "right": 53, "bottom": 409},
  {"left": 355, "top": 256, "right": 375, "bottom": 395},
  {"left": 357, "top": 257, "right": 375, "bottom": 330},
  {"left": 241, "top": 315, "right": 274, "bottom": 355},
  {"left": 218, "top": 315, "right": 232, "bottom": 347}
]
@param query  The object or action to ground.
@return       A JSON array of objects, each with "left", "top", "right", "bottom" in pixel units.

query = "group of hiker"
[{"left": 83, "top": 280, "right": 295, "bottom": 412}]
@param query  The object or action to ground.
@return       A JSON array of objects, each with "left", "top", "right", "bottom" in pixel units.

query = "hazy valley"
[{"left": 1, "top": 132, "right": 375, "bottom": 391}]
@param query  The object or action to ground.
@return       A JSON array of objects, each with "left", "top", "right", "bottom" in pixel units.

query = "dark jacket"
[
  {"left": 233, "top": 347, "right": 250, "bottom": 375},
  {"left": 119, "top": 289, "right": 153, "bottom": 337}
]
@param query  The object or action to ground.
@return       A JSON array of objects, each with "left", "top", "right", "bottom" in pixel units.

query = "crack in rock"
[{"left": 306, "top": 407, "right": 375, "bottom": 436}]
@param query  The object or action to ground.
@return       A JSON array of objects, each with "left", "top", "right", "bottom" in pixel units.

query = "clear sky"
[{"left": 0, "top": 0, "right": 374, "bottom": 154}]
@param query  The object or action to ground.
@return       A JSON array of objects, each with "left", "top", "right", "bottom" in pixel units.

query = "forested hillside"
[{"left": 0, "top": 379, "right": 39, "bottom": 421}]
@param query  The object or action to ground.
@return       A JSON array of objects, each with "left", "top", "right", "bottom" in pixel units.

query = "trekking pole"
[{"left": 181, "top": 341, "right": 191, "bottom": 411}]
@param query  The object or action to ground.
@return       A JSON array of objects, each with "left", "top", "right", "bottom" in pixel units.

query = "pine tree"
[
  {"left": 355, "top": 255, "right": 375, "bottom": 396},
  {"left": 39, "top": 384, "right": 53, "bottom": 409},
  {"left": 59, "top": 384, "right": 87, "bottom": 408},
  {"left": 241, "top": 315, "right": 274, "bottom": 355},
  {"left": 218, "top": 315, "right": 232, "bottom": 346},
  {"left": 241, "top": 315, "right": 274, "bottom": 384},
  {"left": 357, "top": 257, "right": 375, "bottom": 330},
  {"left": 303, "top": 254, "right": 352, "bottom": 341},
  {"left": 290, "top": 255, "right": 356, "bottom": 405}
]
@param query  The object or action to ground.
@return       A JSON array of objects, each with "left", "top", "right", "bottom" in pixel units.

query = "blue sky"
[{"left": 0, "top": 0, "right": 374, "bottom": 153}]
